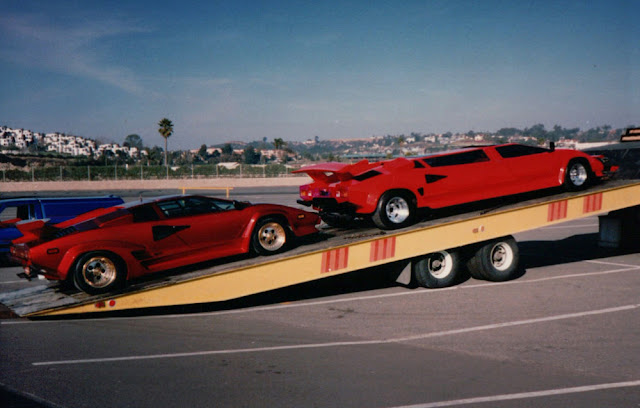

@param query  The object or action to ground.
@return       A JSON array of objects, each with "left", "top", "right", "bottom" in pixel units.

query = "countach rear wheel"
[
  {"left": 372, "top": 190, "right": 416, "bottom": 230},
  {"left": 564, "top": 159, "right": 592, "bottom": 191},
  {"left": 73, "top": 251, "right": 126, "bottom": 295},
  {"left": 467, "top": 236, "right": 519, "bottom": 282},
  {"left": 251, "top": 217, "right": 289, "bottom": 255},
  {"left": 413, "top": 250, "right": 461, "bottom": 288}
]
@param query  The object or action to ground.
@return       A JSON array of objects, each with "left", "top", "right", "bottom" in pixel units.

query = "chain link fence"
[{"left": 0, "top": 163, "right": 302, "bottom": 182}]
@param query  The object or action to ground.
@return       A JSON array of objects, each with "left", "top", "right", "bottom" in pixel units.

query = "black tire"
[
  {"left": 564, "top": 159, "right": 592, "bottom": 191},
  {"left": 372, "top": 190, "right": 416, "bottom": 230},
  {"left": 467, "top": 236, "right": 520, "bottom": 282},
  {"left": 413, "top": 250, "right": 461, "bottom": 288},
  {"left": 73, "top": 251, "right": 127, "bottom": 295},
  {"left": 251, "top": 217, "right": 289, "bottom": 255},
  {"left": 466, "top": 236, "right": 519, "bottom": 282}
]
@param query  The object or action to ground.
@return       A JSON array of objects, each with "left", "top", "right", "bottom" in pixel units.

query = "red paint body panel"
[
  {"left": 11, "top": 195, "right": 320, "bottom": 283},
  {"left": 294, "top": 144, "right": 614, "bottom": 216}
]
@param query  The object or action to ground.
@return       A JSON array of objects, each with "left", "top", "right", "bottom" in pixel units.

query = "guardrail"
[{"left": 0, "top": 163, "right": 304, "bottom": 182}]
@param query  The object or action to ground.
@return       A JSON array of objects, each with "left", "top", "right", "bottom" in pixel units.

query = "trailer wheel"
[
  {"left": 564, "top": 159, "right": 592, "bottom": 191},
  {"left": 73, "top": 251, "right": 126, "bottom": 295},
  {"left": 413, "top": 250, "right": 461, "bottom": 288},
  {"left": 467, "top": 236, "right": 519, "bottom": 282},
  {"left": 251, "top": 217, "right": 289, "bottom": 255},
  {"left": 372, "top": 190, "right": 416, "bottom": 230}
]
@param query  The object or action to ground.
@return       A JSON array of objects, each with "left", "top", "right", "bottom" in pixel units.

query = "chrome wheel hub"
[
  {"left": 427, "top": 252, "right": 452, "bottom": 278},
  {"left": 385, "top": 197, "right": 410, "bottom": 224},
  {"left": 490, "top": 243, "right": 514, "bottom": 271},
  {"left": 569, "top": 163, "right": 587, "bottom": 186}
]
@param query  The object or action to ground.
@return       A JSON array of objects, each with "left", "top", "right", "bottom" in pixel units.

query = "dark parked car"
[{"left": 0, "top": 195, "right": 123, "bottom": 262}]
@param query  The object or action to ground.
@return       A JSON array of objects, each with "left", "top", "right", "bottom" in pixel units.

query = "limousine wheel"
[
  {"left": 73, "top": 251, "right": 126, "bottom": 295},
  {"left": 413, "top": 250, "right": 461, "bottom": 288},
  {"left": 372, "top": 190, "right": 416, "bottom": 230},
  {"left": 467, "top": 236, "right": 519, "bottom": 282},
  {"left": 565, "top": 159, "right": 592, "bottom": 191},
  {"left": 252, "top": 217, "right": 289, "bottom": 255}
]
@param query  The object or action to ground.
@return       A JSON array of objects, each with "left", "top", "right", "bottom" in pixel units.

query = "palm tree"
[
  {"left": 157, "top": 118, "right": 174, "bottom": 176},
  {"left": 273, "top": 137, "right": 286, "bottom": 150}
]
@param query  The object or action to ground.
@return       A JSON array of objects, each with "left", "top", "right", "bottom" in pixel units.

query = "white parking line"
[
  {"left": 0, "top": 280, "right": 26, "bottom": 285},
  {"left": 3, "top": 265, "right": 639, "bottom": 325},
  {"left": 387, "top": 380, "right": 640, "bottom": 408},
  {"left": 31, "top": 303, "right": 639, "bottom": 366}
]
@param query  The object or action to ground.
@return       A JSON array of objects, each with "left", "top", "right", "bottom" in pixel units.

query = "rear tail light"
[{"left": 335, "top": 186, "right": 349, "bottom": 198}]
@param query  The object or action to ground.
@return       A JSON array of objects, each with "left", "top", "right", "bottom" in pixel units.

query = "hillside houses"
[{"left": 0, "top": 126, "right": 136, "bottom": 158}]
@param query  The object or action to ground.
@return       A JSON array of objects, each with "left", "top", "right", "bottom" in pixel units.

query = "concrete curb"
[{"left": 0, "top": 176, "right": 312, "bottom": 193}]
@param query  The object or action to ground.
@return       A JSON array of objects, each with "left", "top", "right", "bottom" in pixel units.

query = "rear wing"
[
  {"left": 293, "top": 160, "right": 382, "bottom": 182},
  {"left": 13, "top": 219, "right": 55, "bottom": 244}
]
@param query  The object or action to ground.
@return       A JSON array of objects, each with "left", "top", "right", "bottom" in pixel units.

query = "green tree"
[
  {"left": 123, "top": 134, "right": 143, "bottom": 150},
  {"left": 222, "top": 143, "right": 233, "bottom": 155},
  {"left": 273, "top": 138, "right": 286, "bottom": 150},
  {"left": 243, "top": 146, "right": 261, "bottom": 164},
  {"left": 157, "top": 118, "right": 174, "bottom": 169},
  {"left": 197, "top": 144, "right": 208, "bottom": 161}
]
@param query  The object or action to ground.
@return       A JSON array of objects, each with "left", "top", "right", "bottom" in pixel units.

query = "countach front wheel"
[
  {"left": 413, "top": 250, "right": 461, "bottom": 288},
  {"left": 251, "top": 217, "right": 289, "bottom": 255},
  {"left": 73, "top": 251, "right": 126, "bottom": 295},
  {"left": 564, "top": 159, "right": 592, "bottom": 191},
  {"left": 467, "top": 236, "right": 519, "bottom": 282},
  {"left": 372, "top": 190, "right": 416, "bottom": 230}
]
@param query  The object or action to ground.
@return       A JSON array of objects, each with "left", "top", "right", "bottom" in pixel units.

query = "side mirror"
[{"left": 549, "top": 142, "right": 555, "bottom": 152}]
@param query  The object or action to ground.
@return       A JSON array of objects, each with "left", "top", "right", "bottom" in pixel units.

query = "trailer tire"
[
  {"left": 467, "top": 236, "right": 519, "bottom": 282},
  {"left": 413, "top": 250, "right": 461, "bottom": 288}
]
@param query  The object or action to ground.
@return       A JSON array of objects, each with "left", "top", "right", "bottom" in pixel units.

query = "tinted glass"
[
  {"left": 130, "top": 204, "right": 160, "bottom": 222},
  {"left": 156, "top": 196, "right": 234, "bottom": 218},
  {"left": 423, "top": 150, "right": 490, "bottom": 167},
  {"left": 496, "top": 144, "right": 549, "bottom": 158}
]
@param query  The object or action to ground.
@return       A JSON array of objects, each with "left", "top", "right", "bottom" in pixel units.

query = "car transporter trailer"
[{"left": 1, "top": 179, "right": 639, "bottom": 318}]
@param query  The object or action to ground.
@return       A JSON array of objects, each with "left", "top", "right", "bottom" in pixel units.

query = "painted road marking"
[
  {"left": 3, "top": 264, "right": 639, "bottom": 325},
  {"left": 386, "top": 380, "right": 640, "bottom": 408},
  {"left": 31, "top": 303, "right": 639, "bottom": 366}
]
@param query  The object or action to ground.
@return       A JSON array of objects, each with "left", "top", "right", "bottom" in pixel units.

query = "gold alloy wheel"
[
  {"left": 257, "top": 222, "right": 287, "bottom": 252},
  {"left": 80, "top": 256, "right": 118, "bottom": 288}
]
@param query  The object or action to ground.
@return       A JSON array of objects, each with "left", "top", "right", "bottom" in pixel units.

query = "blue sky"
[{"left": 0, "top": 0, "right": 638, "bottom": 150}]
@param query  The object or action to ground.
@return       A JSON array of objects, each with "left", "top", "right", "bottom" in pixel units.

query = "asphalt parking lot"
[{"left": 1, "top": 189, "right": 639, "bottom": 407}]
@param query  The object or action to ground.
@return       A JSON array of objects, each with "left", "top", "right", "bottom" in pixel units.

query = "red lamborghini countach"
[
  {"left": 294, "top": 143, "right": 617, "bottom": 230},
  {"left": 11, "top": 195, "right": 320, "bottom": 294}
]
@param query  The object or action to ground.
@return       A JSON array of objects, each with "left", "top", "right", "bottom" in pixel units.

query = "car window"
[
  {"left": 156, "top": 197, "right": 233, "bottom": 218},
  {"left": 0, "top": 206, "right": 18, "bottom": 222},
  {"left": 130, "top": 204, "right": 161, "bottom": 222},
  {"left": 422, "top": 150, "right": 490, "bottom": 167},
  {"left": 0, "top": 204, "right": 34, "bottom": 221},
  {"left": 495, "top": 144, "right": 549, "bottom": 158}
]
